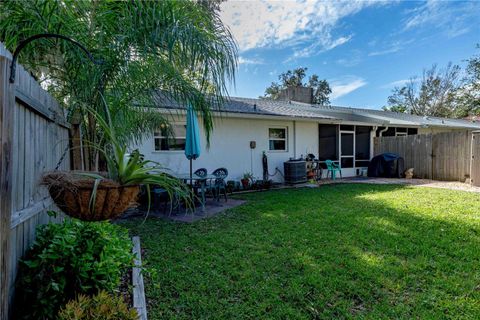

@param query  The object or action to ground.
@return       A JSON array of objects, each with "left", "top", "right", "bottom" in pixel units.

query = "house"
[{"left": 135, "top": 88, "right": 480, "bottom": 182}]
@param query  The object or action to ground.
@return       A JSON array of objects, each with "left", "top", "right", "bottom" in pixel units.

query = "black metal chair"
[
  {"left": 193, "top": 168, "right": 208, "bottom": 205},
  {"left": 212, "top": 168, "right": 228, "bottom": 202}
]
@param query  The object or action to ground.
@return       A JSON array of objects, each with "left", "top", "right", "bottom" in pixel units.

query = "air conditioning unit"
[{"left": 283, "top": 160, "right": 307, "bottom": 184}]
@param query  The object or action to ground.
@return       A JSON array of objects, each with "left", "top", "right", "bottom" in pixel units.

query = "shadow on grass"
[{"left": 121, "top": 184, "right": 480, "bottom": 319}]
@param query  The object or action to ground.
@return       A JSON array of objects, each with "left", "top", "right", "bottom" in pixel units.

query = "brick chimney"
[{"left": 278, "top": 86, "right": 313, "bottom": 104}]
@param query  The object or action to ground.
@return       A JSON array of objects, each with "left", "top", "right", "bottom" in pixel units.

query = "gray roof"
[{"left": 153, "top": 94, "right": 480, "bottom": 130}]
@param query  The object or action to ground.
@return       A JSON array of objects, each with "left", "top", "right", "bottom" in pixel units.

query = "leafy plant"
[
  {"left": 0, "top": 0, "right": 237, "bottom": 170},
  {"left": 14, "top": 219, "right": 134, "bottom": 320},
  {"left": 79, "top": 106, "right": 193, "bottom": 212},
  {"left": 58, "top": 291, "right": 138, "bottom": 320},
  {"left": 242, "top": 172, "right": 254, "bottom": 180}
]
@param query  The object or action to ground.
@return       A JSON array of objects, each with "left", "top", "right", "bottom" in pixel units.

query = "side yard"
[{"left": 123, "top": 184, "right": 480, "bottom": 319}]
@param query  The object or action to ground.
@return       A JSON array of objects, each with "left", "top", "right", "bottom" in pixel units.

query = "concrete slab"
[{"left": 121, "top": 198, "right": 247, "bottom": 223}]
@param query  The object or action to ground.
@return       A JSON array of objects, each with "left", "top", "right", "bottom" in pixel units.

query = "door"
[
  {"left": 472, "top": 132, "right": 480, "bottom": 187},
  {"left": 340, "top": 130, "right": 355, "bottom": 176}
]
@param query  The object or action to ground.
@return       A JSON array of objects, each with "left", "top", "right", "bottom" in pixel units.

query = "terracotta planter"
[
  {"left": 307, "top": 171, "right": 315, "bottom": 179},
  {"left": 44, "top": 172, "right": 139, "bottom": 221},
  {"left": 241, "top": 179, "right": 249, "bottom": 189}
]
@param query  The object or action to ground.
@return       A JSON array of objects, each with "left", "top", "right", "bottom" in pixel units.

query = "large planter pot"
[{"left": 43, "top": 172, "right": 139, "bottom": 221}]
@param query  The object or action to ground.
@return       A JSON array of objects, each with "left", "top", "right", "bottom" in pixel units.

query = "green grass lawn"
[{"left": 121, "top": 184, "right": 480, "bottom": 319}]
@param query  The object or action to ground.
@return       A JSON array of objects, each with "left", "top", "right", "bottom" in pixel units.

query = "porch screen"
[
  {"left": 318, "top": 124, "right": 338, "bottom": 161},
  {"left": 355, "top": 126, "right": 371, "bottom": 167}
]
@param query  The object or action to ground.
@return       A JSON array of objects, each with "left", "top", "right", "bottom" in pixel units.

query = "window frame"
[
  {"left": 153, "top": 122, "right": 187, "bottom": 152},
  {"left": 268, "top": 126, "right": 288, "bottom": 152}
]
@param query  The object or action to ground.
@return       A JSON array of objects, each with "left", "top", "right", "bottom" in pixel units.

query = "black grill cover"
[{"left": 368, "top": 153, "right": 405, "bottom": 178}]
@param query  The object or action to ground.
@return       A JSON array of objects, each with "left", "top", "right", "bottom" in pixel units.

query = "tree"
[
  {"left": 455, "top": 45, "right": 480, "bottom": 117},
  {"left": 384, "top": 63, "right": 461, "bottom": 117},
  {"left": 308, "top": 74, "right": 332, "bottom": 106},
  {"left": 262, "top": 67, "right": 332, "bottom": 106},
  {"left": 0, "top": 0, "right": 237, "bottom": 170}
]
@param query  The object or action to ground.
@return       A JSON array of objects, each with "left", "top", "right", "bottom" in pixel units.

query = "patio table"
[{"left": 175, "top": 173, "right": 217, "bottom": 212}]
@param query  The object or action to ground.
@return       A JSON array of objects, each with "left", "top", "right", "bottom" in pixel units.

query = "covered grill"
[{"left": 368, "top": 153, "right": 405, "bottom": 178}]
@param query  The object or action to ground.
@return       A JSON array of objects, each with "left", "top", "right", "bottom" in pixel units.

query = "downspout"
[
  {"left": 293, "top": 120, "right": 297, "bottom": 158},
  {"left": 379, "top": 126, "right": 389, "bottom": 137},
  {"left": 370, "top": 126, "right": 378, "bottom": 159}
]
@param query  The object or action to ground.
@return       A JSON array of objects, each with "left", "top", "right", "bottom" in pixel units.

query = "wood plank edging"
[{"left": 132, "top": 236, "right": 147, "bottom": 320}]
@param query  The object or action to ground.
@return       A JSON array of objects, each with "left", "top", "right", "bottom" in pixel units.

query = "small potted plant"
[
  {"left": 241, "top": 172, "right": 253, "bottom": 189},
  {"left": 226, "top": 180, "right": 236, "bottom": 193}
]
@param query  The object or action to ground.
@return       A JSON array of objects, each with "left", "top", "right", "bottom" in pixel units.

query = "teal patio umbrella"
[{"left": 185, "top": 105, "right": 201, "bottom": 185}]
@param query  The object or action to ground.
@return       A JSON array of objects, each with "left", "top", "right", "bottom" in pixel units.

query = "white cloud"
[
  {"left": 330, "top": 77, "right": 367, "bottom": 100},
  {"left": 403, "top": 0, "right": 480, "bottom": 38},
  {"left": 290, "top": 35, "right": 352, "bottom": 60},
  {"left": 220, "top": 0, "right": 385, "bottom": 53},
  {"left": 381, "top": 78, "right": 419, "bottom": 89},
  {"left": 368, "top": 47, "right": 400, "bottom": 57},
  {"left": 238, "top": 56, "right": 264, "bottom": 65},
  {"left": 336, "top": 50, "right": 362, "bottom": 67},
  {"left": 368, "top": 39, "right": 413, "bottom": 57}
]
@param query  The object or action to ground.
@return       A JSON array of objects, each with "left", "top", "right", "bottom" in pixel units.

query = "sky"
[{"left": 219, "top": 0, "right": 480, "bottom": 109}]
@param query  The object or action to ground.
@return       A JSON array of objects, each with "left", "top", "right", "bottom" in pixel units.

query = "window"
[
  {"left": 396, "top": 127, "right": 407, "bottom": 137},
  {"left": 340, "top": 125, "right": 354, "bottom": 131},
  {"left": 376, "top": 127, "right": 418, "bottom": 137},
  {"left": 154, "top": 123, "right": 186, "bottom": 151},
  {"left": 355, "top": 126, "right": 371, "bottom": 162},
  {"left": 408, "top": 128, "right": 418, "bottom": 135},
  {"left": 268, "top": 127, "right": 287, "bottom": 151},
  {"left": 318, "top": 124, "right": 338, "bottom": 161}
]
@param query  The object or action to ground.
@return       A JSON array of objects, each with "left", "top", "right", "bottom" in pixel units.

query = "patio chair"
[
  {"left": 325, "top": 160, "right": 342, "bottom": 180},
  {"left": 212, "top": 167, "right": 228, "bottom": 202},
  {"left": 311, "top": 160, "right": 323, "bottom": 181},
  {"left": 193, "top": 168, "right": 208, "bottom": 205},
  {"left": 152, "top": 186, "right": 170, "bottom": 214}
]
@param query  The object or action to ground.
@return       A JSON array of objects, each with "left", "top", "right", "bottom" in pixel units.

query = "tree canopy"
[
  {"left": 383, "top": 47, "right": 480, "bottom": 118},
  {"left": 0, "top": 0, "right": 237, "bottom": 169},
  {"left": 262, "top": 67, "right": 332, "bottom": 106}
]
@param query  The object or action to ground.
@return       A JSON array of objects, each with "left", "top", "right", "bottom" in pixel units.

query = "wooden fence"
[
  {"left": 472, "top": 132, "right": 480, "bottom": 187},
  {"left": 374, "top": 131, "right": 473, "bottom": 182},
  {"left": 0, "top": 44, "right": 70, "bottom": 319}
]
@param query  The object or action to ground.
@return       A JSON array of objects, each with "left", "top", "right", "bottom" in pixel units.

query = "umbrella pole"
[{"left": 190, "top": 158, "right": 193, "bottom": 186}]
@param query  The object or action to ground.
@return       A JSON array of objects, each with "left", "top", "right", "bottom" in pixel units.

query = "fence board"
[
  {"left": 374, "top": 131, "right": 473, "bottom": 181},
  {"left": 1, "top": 43, "right": 70, "bottom": 318},
  {"left": 472, "top": 132, "right": 480, "bottom": 187},
  {"left": 0, "top": 55, "right": 15, "bottom": 320}
]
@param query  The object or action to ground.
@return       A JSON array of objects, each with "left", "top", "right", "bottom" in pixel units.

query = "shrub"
[
  {"left": 14, "top": 218, "right": 133, "bottom": 320},
  {"left": 58, "top": 291, "right": 138, "bottom": 320}
]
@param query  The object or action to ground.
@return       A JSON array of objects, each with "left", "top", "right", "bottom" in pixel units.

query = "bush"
[
  {"left": 58, "top": 291, "right": 138, "bottom": 320},
  {"left": 14, "top": 218, "right": 133, "bottom": 320}
]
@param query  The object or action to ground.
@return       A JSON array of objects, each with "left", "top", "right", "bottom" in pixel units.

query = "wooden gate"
[
  {"left": 432, "top": 131, "right": 472, "bottom": 181},
  {"left": 471, "top": 132, "right": 480, "bottom": 187},
  {"left": 0, "top": 44, "right": 70, "bottom": 319},
  {"left": 374, "top": 131, "right": 473, "bottom": 182}
]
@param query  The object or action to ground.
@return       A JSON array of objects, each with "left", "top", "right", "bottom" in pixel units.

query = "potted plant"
[
  {"left": 42, "top": 109, "right": 190, "bottom": 221},
  {"left": 241, "top": 172, "right": 253, "bottom": 189}
]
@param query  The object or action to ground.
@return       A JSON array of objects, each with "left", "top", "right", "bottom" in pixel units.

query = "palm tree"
[{"left": 0, "top": 0, "right": 237, "bottom": 170}]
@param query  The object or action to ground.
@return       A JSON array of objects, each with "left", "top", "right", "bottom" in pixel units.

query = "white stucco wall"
[{"left": 135, "top": 116, "right": 319, "bottom": 183}]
